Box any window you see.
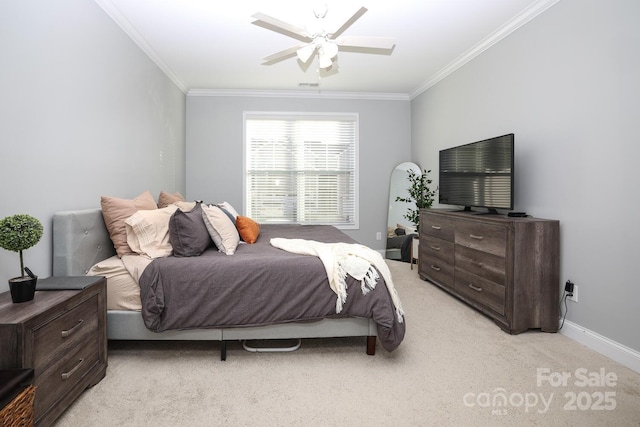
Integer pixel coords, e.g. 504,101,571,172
244,112,358,228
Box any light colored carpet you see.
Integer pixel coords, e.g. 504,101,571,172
55,260,640,427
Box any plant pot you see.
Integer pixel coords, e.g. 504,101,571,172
9,276,37,303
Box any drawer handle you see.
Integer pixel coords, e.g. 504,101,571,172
470,259,484,267
470,234,484,240
431,225,442,230
430,265,441,272
61,319,84,338
468,283,483,292
61,358,84,380
430,245,440,251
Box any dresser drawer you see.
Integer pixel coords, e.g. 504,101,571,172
454,268,505,315
34,335,100,417
422,236,454,265
455,245,506,286
422,256,454,288
455,221,507,257
33,294,99,374
421,213,455,242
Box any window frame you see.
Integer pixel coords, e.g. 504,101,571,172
243,111,359,229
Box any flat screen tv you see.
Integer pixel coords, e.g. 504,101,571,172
439,133,514,214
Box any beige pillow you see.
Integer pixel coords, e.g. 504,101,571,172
101,191,157,257
158,191,185,208
87,255,142,311
201,204,240,255
125,205,178,259
173,201,196,212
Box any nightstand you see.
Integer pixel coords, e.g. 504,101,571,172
0,369,35,426
0,276,107,426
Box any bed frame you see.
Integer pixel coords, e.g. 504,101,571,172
52,209,377,360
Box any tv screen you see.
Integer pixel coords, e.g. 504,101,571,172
439,133,514,213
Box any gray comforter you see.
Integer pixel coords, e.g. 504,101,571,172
139,224,405,351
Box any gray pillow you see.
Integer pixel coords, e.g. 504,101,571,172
168,203,212,257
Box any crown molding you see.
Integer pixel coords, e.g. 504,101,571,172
409,0,561,99
187,89,410,101
96,0,559,101
95,0,188,94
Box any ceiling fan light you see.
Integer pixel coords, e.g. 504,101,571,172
318,52,333,69
319,40,338,59
296,44,316,63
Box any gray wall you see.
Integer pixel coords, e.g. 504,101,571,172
186,94,411,249
0,0,186,290
411,0,640,352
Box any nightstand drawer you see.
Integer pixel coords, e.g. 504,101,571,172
33,294,99,374
34,336,100,417
455,221,506,257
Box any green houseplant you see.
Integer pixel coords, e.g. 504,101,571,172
395,169,436,231
0,214,43,303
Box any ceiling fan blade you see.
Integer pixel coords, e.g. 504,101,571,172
296,43,318,63
261,44,307,64
329,7,368,40
336,36,396,50
251,12,311,43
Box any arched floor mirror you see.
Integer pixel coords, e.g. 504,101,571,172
386,162,421,261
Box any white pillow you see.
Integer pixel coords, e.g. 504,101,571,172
217,201,240,218
201,204,240,255
125,205,178,259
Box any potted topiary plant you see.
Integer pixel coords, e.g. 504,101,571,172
395,168,436,232
0,214,43,303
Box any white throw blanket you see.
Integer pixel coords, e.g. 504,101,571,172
270,238,404,323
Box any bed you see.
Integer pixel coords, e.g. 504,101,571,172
52,205,405,360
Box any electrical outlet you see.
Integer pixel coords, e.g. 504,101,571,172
567,285,578,303
376,232,382,241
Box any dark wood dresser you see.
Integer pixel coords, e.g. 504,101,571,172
0,277,107,426
419,209,559,334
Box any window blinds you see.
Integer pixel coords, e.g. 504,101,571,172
245,114,358,227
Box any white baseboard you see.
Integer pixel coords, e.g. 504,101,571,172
560,319,640,374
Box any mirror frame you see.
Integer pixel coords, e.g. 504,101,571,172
386,162,421,260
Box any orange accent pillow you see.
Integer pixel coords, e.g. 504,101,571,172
236,216,260,244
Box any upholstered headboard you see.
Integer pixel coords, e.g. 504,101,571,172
53,209,115,276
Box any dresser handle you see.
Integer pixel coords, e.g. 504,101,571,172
61,358,84,380
430,245,440,251
470,259,483,267
431,225,442,230
61,319,84,338
470,234,484,240
468,283,483,292
430,265,441,272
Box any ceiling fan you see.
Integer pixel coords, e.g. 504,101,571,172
251,5,395,70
